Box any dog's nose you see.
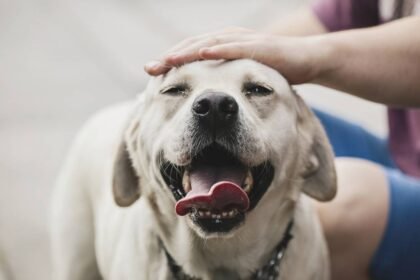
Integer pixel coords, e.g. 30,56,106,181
192,92,238,130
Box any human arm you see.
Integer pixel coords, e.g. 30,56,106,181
313,16,420,107
145,14,420,107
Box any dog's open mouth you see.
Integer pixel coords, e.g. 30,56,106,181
160,144,274,233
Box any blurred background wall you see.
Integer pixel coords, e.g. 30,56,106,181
0,0,386,279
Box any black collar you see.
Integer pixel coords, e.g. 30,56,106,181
161,219,294,280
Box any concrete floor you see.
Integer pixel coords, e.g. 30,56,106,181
0,0,386,279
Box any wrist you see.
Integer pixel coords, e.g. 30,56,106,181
305,34,340,85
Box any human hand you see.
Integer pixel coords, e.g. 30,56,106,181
144,27,325,84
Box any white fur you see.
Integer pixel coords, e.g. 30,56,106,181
51,59,336,280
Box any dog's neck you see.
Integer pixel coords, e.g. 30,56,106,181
151,196,297,279
161,219,294,280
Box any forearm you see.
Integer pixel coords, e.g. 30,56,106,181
311,16,420,107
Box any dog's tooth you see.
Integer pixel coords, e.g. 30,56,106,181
205,211,211,217
211,214,217,219
216,214,221,219
243,183,252,194
182,169,191,193
198,211,204,217
228,210,235,217
243,169,254,193
222,212,228,218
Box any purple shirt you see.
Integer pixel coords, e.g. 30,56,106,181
313,0,420,178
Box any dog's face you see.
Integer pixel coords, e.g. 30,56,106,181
112,59,336,238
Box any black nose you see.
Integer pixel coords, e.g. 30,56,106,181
192,92,238,131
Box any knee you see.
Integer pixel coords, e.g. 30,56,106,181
317,157,388,242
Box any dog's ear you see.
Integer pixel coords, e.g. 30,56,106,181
112,130,141,207
295,94,337,202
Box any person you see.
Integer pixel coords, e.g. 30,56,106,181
144,1,420,279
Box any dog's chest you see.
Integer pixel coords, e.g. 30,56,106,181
94,200,160,278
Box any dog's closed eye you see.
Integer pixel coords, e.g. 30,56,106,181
160,83,191,96
242,82,273,96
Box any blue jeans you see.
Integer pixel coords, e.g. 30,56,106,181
314,109,420,280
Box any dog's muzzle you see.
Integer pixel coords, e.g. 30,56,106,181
160,92,275,234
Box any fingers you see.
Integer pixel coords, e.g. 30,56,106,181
146,42,260,75
166,27,251,55
144,60,173,76
200,42,258,60
144,27,254,76
144,40,255,75
165,35,254,66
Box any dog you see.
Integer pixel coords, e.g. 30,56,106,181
51,59,336,280
0,249,12,280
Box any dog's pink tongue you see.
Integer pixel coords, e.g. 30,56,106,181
175,164,249,216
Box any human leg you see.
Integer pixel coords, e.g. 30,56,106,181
313,108,395,168
317,158,389,280
317,157,420,280
312,109,420,279
369,168,420,280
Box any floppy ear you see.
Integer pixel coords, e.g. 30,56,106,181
295,94,337,201
112,134,141,207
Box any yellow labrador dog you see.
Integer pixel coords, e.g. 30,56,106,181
51,59,336,280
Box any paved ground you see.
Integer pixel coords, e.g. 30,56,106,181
0,1,386,279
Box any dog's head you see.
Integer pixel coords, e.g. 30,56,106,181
112,59,336,238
